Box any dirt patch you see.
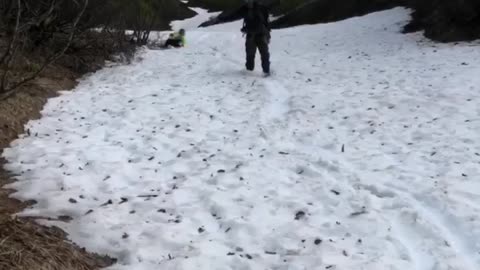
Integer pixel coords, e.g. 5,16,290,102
0,74,72,150
0,158,28,217
0,60,117,270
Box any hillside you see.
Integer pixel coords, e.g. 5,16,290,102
403,0,480,42
270,0,400,28
187,0,480,42
186,0,304,15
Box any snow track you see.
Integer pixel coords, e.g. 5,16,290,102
261,80,290,123
3,8,480,270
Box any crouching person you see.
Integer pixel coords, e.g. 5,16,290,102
164,29,186,48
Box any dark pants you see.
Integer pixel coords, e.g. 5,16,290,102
164,39,182,48
245,33,270,73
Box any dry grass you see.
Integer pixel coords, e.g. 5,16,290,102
0,217,115,270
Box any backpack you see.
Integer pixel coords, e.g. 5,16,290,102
242,4,269,34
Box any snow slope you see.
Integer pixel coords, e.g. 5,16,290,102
170,7,219,30
3,8,480,270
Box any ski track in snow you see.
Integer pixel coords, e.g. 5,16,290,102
261,80,290,123
3,8,480,270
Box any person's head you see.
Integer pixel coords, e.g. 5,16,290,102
179,29,185,36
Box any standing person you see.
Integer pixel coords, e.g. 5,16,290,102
199,0,271,76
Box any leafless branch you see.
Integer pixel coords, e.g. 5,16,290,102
0,0,89,100
0,0,21,91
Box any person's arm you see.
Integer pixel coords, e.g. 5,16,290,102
199,6,247,27
262,6,270,27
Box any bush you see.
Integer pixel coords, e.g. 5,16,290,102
108,0,196,34
0,0,91,96
404,0,480,42
0,0,196,99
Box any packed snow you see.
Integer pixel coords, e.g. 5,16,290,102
3,7,480,270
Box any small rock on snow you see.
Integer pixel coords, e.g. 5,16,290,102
295,211,306,220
